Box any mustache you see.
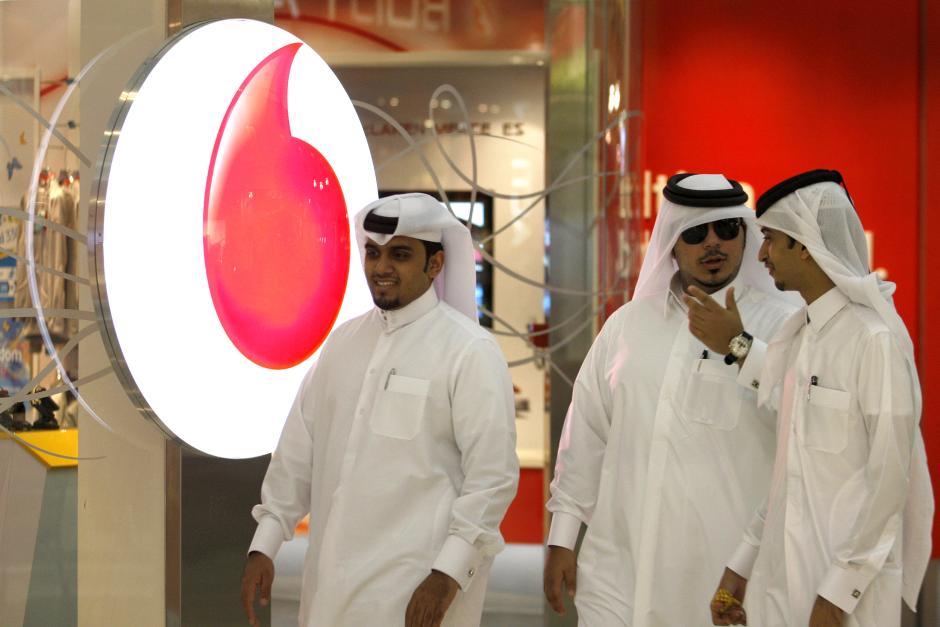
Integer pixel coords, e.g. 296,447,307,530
699,251,728,263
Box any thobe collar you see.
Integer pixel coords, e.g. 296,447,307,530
378,285,439,333
806,287,849,334
666,273,747,317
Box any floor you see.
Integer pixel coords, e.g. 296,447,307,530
271,540,544,626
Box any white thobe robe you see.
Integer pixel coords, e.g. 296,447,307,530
546,277,796,626
250,287,519,627
728,288,924,627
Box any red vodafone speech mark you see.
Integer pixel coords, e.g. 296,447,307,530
204,43,350,369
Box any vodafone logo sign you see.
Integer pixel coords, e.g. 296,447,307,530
204,42,351,369
92,20,376,458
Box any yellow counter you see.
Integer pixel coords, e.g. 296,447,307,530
0,428,78,468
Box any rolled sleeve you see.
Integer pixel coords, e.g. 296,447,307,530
727,540,760,579
445,338,519,563
247,366,317,561
546,512,582,550
820,333,917,614
248,516,285,560
818,563,874,614
432,534,484,590
546,316,615,534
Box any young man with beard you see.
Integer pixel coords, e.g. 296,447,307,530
697,170,932,627
544,173,797,626
240,193,519,627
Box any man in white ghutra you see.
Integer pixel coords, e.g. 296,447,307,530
706,170,933,627
544,173,798,626
241,193,518,627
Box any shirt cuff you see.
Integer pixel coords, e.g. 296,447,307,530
248,516,285,560
736,337,767,393
546,511,582,550
432,535,483,590
726,541,759,579
817,563,874,614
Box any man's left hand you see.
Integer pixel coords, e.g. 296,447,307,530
684,285,744,355
808,595,844,627
406,570,460,627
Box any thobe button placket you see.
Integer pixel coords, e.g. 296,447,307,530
852,589,861,599
468,568,474,577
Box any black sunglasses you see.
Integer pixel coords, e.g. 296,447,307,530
680,218,743,245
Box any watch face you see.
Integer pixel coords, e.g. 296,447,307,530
730,335,750,358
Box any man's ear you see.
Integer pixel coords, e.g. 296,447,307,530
800,245,812,261
427,250,445,280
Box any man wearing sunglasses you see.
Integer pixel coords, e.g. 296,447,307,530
544,173,798,626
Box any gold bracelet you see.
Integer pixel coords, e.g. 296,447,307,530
713,588,741,610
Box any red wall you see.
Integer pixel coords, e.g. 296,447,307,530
922,0,940,555
500,468,544,544
640,1,937,551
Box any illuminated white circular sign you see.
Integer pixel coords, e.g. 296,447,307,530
92,19,376,458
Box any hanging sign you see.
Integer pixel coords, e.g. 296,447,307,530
92,19,376,458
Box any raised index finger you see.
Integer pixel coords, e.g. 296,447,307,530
686,285,720,310
682,293,710,317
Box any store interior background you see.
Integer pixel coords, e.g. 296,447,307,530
0,0,937,626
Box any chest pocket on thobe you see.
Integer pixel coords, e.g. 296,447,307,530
682,358,743,430
371,374,430,440
802,384,851,454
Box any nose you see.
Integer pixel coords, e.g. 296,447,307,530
758,239,769,262
702,223,722,247
373,252,394,275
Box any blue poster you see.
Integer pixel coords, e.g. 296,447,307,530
0,256,14,304
0,318,28,394
0,215,17,304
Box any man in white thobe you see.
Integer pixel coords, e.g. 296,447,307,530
543,174,798,626
240,193,519,627
698,169,933,627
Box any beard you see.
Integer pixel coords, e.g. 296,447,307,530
692,276,732,293
372,294,402,310
697,252,730,285
689,259,740,293
698,277,731,289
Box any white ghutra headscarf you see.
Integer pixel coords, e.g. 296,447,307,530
355,193,478,322
633,173,780,301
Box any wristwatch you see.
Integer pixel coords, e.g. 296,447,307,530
724,331,753,365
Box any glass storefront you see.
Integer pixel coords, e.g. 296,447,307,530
0,1,638,625
1,1,934,626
